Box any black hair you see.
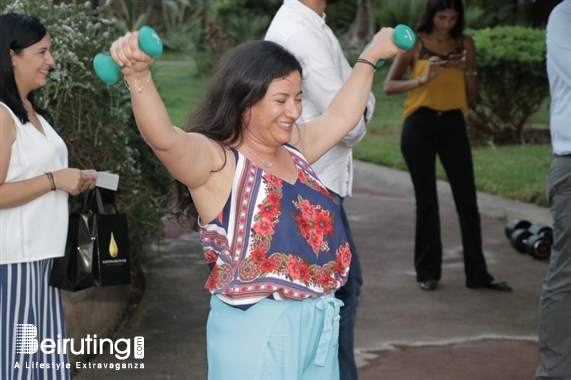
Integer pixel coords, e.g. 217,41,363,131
0,13,49,123
170,40,303,229
416,0,465,39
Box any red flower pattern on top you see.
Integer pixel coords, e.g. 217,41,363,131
239,172,350,292
204,249,218,264
203,153,351,299
291,194,334,257
252,217,275,236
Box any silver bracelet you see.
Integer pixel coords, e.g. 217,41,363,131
124,71,152,93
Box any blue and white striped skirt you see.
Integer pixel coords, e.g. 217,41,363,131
1,259,70,380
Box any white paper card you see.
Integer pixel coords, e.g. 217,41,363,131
96,172,120,191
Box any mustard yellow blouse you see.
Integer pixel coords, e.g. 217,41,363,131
403,60,468,119
403,33,468,119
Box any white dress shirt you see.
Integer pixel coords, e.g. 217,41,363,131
265,0,375,197
547,0,571,156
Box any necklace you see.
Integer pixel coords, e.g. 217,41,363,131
244,143,273,168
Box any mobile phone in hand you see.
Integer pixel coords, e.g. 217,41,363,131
447,53,463,60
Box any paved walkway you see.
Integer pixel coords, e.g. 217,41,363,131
76,161,551,380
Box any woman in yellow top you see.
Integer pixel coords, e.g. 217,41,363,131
384,0,511,292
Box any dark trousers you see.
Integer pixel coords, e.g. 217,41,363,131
330,191,362,380
401,107,493,287
536,156,571,379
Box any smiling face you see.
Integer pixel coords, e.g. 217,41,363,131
11,33,55,97
244,71,303,146
433,8,459,35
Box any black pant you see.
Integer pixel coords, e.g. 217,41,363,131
329,191,361,380
401,107,493,287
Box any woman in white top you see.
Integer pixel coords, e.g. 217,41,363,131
0,13,95,380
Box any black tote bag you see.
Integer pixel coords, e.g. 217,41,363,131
50,188,131,291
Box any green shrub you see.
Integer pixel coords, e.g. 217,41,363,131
2,0,170,260
467,26,549,144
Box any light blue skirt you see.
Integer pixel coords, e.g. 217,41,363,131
207,294,343,380
1,259,70,380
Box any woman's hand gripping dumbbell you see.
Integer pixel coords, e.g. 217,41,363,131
363,24,416,69
93,25,163,84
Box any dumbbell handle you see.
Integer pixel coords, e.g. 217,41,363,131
522,235,549,244
94,26,163,84
363,24,416,69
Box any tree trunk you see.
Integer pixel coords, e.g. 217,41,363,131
343,0,375,60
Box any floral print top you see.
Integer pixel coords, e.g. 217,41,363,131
199,145,351,308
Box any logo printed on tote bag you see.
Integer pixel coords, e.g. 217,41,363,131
109,232,119,258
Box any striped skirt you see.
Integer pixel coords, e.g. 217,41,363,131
1,259,70,380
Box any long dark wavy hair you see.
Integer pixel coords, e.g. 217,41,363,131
169,40,303,230
0,13,49,123
416,0,465,39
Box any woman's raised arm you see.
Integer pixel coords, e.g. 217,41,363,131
294,27,400,164
109,31,220,190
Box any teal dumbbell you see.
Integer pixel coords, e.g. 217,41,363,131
93,25,163,84
363,24,416,69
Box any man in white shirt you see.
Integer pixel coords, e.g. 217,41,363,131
536,1,571,379
265,1,375,378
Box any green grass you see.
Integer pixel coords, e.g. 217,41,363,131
153,60,552,208
153,62,208,127
472,144,551,205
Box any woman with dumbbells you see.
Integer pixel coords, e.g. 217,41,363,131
383,0,511,292
106,25,402,379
